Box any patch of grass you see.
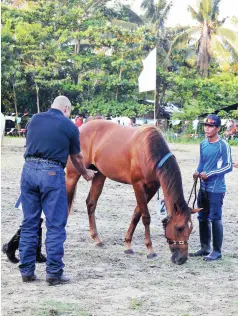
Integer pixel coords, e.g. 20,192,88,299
129,298,143,310
36,300,90,316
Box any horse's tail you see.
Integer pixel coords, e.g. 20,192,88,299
65,159,81,215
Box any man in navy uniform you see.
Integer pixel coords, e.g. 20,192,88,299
190,114,233,261
19,96,95,285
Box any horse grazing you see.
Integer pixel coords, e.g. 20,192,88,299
66,120,199,265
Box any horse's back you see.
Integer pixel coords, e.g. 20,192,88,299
79,120,147,183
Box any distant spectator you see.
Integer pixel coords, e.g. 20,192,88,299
129,117,136,127
75,114,84,128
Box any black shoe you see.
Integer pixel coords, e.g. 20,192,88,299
22,274,37,283
2,227,21,264
46,274,70,286
2,243,20,263
189,248,210,257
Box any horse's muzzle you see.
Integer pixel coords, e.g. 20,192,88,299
171,248,188,265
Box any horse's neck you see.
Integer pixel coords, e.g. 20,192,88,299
158,167,186,210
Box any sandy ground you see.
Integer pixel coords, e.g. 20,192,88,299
1,137,238,316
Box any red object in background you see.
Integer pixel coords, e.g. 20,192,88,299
75,117,83,128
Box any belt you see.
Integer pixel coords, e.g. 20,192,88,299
25,157,64,168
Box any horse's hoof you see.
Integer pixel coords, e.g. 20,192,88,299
95,242,104,247
124,249,135,255
147,253,157,259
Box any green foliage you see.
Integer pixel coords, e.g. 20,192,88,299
1,0,237,122
229,139,238,146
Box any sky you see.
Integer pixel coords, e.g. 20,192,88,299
128,0,238,29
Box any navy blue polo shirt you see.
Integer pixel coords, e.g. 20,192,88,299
24,108,80,167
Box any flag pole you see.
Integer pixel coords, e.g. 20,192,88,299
154,47,157,125
154,90,156,123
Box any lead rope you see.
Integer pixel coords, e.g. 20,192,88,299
187,177,201,208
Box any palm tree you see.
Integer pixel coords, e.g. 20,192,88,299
141,0,172,34
170,0,238,76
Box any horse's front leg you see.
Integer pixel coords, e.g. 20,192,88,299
125,182,158,258
124,205,141,255
86,172,106,246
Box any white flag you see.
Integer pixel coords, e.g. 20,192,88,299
138,48,156,93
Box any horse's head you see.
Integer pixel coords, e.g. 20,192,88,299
162,204,200,265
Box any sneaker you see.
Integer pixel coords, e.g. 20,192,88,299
22,274,37,283
46,274,70,286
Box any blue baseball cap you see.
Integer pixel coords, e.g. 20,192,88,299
203,114,221,127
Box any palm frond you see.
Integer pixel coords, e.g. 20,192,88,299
231,16,238,25
222,38,238,63
211,0,221,21
141,0,155,20
121,5,144,25
217,27,238,52
210,34,237,70
169,26,201,55
187,5,203,23
198,0,210,20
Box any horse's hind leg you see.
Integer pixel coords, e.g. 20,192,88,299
65,158,81,214
86,172,106,246
125,182,159,258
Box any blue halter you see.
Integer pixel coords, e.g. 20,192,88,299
157,152,173,169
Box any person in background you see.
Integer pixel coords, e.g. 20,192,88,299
190,114,233,261
2,195,46,264
18,96,95,285
75,114,84,128
129,117,136,127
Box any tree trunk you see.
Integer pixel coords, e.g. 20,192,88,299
197,20,211,77
74,39,80,54
12,84,18,118
36,83,40,113
154,89,159,119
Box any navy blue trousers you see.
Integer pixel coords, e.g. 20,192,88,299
19,160,68,277
197,190,225,221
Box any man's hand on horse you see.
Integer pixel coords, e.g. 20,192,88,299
82,169,97,181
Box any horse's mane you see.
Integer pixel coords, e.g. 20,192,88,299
139,125,188,214
139,125,170,168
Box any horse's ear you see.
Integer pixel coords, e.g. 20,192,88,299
190,208,202,214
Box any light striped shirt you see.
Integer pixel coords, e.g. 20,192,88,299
197,138,233,192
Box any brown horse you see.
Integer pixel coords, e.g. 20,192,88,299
66,120,199,265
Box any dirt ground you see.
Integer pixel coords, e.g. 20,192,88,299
1,137,238,316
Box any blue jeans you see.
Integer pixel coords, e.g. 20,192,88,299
197,190,225,221
19,160,68,277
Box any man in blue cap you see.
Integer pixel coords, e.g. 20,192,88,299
190,114,233,261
